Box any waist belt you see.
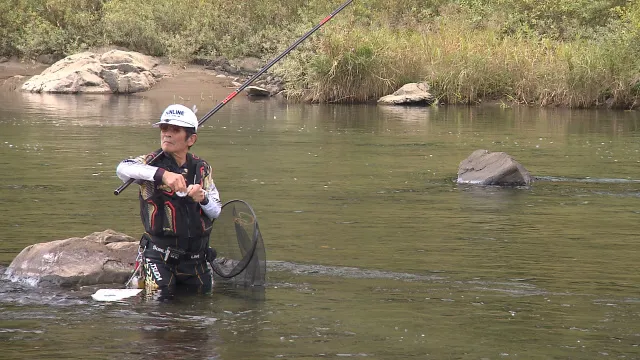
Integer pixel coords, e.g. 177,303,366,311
139,234,208,264
144,234,208,249
150,243,206,262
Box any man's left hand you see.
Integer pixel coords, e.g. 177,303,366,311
186,184,206,203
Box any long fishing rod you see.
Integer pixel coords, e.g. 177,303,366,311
114,0,354,195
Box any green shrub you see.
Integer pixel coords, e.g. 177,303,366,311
1,0,637,107
17,0,104,56
0,0,25,56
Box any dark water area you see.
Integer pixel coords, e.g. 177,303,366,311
1,91,639,359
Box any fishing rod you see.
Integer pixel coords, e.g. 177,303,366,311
114,0,355,195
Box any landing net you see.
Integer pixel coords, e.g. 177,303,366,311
209,200,266,287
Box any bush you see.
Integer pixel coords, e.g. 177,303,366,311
0,0,25,56
12,0,104,57
279,2,640,108
1,0,637,107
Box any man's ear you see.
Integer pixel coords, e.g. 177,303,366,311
188,133,197,147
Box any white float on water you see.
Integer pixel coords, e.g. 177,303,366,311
91,288,142,302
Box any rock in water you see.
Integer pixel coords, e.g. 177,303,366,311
246,86,271,97
4,229,138,287
377,82,435,105
457,149,533,186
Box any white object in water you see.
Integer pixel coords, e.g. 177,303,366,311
91,288,142,302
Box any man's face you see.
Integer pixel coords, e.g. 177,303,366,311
159,124,194,153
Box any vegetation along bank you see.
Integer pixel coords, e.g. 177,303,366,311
1,0,639,108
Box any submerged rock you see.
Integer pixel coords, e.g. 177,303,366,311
4,229,138,287
457,149,533,186
21,50,161,94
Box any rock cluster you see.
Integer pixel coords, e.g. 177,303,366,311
21,50,162,94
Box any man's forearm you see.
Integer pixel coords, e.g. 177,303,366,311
200,184,221,219
116,157,164,183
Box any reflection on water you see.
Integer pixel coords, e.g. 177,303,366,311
4,90,639,136
1,91,639,359
3,92,157,126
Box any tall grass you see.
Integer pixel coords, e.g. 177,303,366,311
1,0,638,108
278,3,640,108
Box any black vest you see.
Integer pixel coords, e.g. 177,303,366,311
139,150,213,252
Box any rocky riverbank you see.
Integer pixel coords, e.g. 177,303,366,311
0,51,285,106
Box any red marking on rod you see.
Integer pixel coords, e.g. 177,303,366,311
320,15,332,25
223,91,238,104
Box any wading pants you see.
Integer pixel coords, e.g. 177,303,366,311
142,251,213,300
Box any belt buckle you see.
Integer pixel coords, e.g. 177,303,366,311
164,246,185,264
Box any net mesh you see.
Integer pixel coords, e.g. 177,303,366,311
209,200,266,287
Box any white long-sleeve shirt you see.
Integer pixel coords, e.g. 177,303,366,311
116,154,222,219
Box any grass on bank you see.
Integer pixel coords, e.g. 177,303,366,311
1,0,638,108
280,4,639,108
279,2,640,108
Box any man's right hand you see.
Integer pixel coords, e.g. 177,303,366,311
162,171,187,193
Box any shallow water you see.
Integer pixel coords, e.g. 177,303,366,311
1,91,639,359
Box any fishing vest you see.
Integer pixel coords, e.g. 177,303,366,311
139,150,213,252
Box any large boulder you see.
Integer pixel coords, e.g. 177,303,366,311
457,149,533,186
377,82,435,106
4,229,138,287
21,50,160,94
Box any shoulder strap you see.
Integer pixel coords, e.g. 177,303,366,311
187,153,208,185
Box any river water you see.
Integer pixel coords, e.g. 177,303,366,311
0,90,639,359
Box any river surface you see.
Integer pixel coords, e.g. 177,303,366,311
0,91,639,359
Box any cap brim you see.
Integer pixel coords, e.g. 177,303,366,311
152,118,197,130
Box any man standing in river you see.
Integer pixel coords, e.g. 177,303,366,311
116,104,221,300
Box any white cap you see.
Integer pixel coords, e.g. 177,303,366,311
153,104,198,132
